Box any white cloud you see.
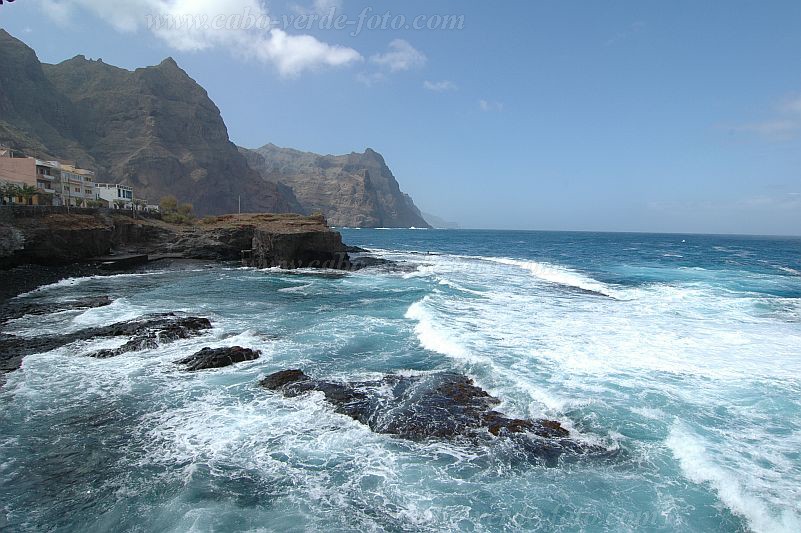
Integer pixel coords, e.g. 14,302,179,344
479,99,503,112
370,39,426,72
733,94,801,140
37,0,362,77
733,119,799,139
292,0,342,16
423,80,457,92
781,95,801,115
356,71,386,87
256,29,361,77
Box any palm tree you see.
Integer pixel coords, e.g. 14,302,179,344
1,184,22,204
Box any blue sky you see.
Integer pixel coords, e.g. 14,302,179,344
2,1,800,235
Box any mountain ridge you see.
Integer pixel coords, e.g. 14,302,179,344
0,30,428,226
240,143,430,228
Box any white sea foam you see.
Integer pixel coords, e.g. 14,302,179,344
13,270,178,298
482,257,619,298
437,278,485,296
667,422,801,533
278,282,314,293
778,266,801,276
404,298,475,362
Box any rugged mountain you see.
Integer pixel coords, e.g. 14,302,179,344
0,30,301,215
0,29,92,165
0,30,429,224
241,144,430,228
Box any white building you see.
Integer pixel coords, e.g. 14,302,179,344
94,183,133,208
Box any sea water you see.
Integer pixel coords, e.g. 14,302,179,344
1,230,800,532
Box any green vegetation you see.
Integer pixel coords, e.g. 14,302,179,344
0,183,21,204
160,195,195,224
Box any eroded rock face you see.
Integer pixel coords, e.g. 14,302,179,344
241,144,431,228
250,229,351,269
261,370,570,440
174,346,260,371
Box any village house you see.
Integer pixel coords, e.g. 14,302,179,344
93,182,133,209
2,146,158,211
0,146,97,207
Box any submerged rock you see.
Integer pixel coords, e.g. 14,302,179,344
348,256,418,273
87,316,212,359
261,370,573,441
175,346,261,371
0,313,212,383
0,296,112,324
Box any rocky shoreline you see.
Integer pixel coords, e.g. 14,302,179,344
0,298,609,462
0,209,354,270
0,210,611,463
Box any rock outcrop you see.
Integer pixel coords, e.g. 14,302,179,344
241,144,430,228
262,370,578,442
0,211,169,268
261,370,614,464
0,296,111,324
88,316,212,359
154,213,352,269
0,313,212,384
175,346,261,371
0,210,351,270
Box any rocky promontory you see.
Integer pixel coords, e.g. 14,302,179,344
0,209,351,271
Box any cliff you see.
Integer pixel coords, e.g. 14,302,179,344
240,144,430,228
0,209,349,270
0,30,91,165
0,30,301,216
0,30,430,226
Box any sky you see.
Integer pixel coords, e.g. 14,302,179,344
1,0,800,235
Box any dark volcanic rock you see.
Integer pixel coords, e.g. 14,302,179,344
349,255,417,273
0,296,112,323
175,346,261,371
343,245,369,253
251,228,351,269
88,316,212,358
261,370,572,442
0,313,211,383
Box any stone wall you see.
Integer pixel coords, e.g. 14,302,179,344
0,205,161,222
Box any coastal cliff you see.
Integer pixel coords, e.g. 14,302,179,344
240,144,431,228
0,209,349,271
1,30,429,226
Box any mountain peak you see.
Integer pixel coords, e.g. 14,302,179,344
158,56,180,68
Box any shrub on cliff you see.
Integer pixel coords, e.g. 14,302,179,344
160,195,195,224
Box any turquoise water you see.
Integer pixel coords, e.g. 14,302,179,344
1,230,800,532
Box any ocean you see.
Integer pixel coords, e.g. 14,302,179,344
1,229,800,532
